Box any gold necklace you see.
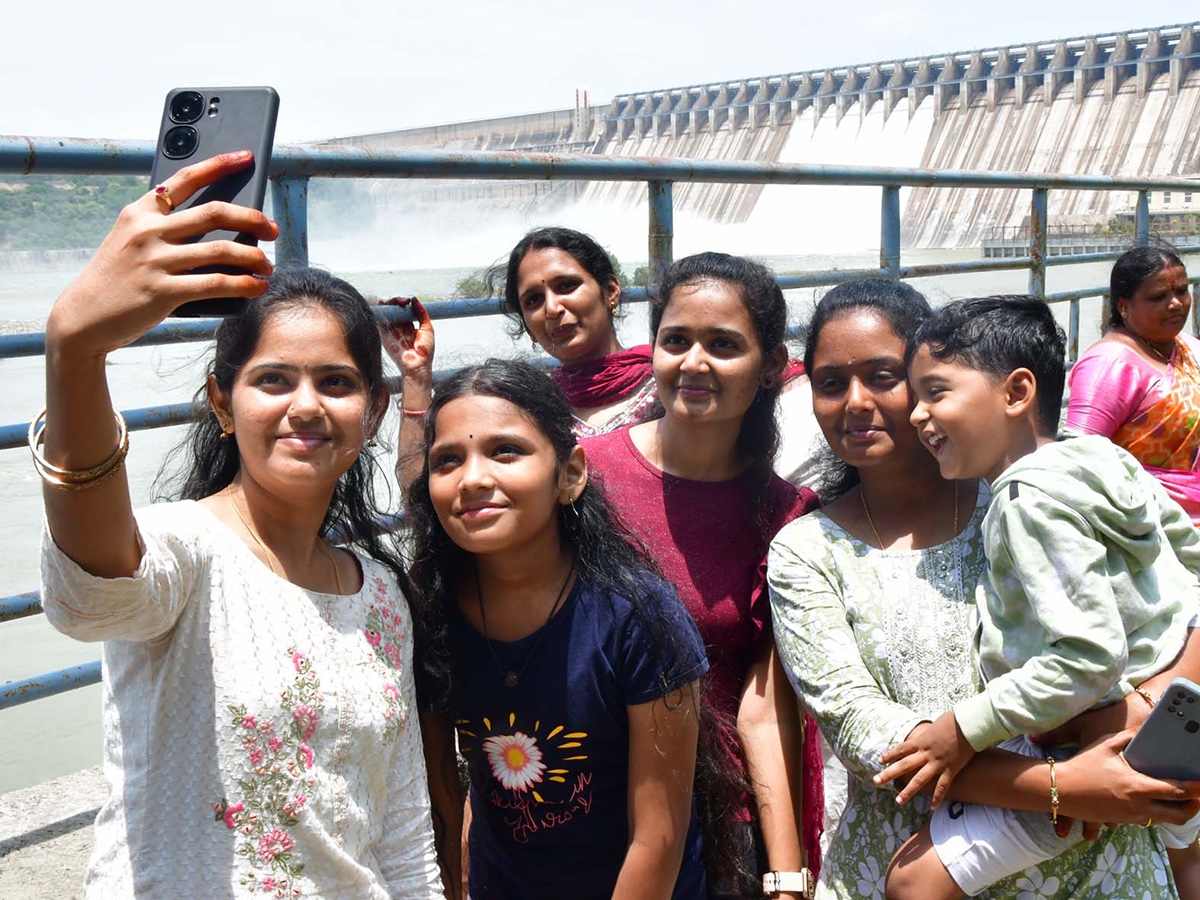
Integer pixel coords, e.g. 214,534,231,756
860,480,959,549
1128,329,1174,364
227,486,343,593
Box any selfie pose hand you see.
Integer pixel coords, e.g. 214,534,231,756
49,151,276,356
43,151,276,578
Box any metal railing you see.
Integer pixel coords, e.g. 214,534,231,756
2,134,1200,711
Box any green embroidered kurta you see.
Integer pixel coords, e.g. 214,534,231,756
767,486,1177,900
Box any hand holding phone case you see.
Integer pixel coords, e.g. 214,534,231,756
1124,677,1200,780
149,87,279,317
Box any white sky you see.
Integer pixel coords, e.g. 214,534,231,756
5,1,1198,143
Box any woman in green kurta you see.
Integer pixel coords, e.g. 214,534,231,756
767,281,1200,900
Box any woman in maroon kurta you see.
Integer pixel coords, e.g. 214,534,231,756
583,252,823,900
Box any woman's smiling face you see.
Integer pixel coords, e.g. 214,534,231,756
653,279,768,427
426,393,581,558
212,306,377,492
809,310,924,469
516,247,620,364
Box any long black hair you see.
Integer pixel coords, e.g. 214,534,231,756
802,279,933,501
1109,246,1186,328
155,266,406,581
651,252,786,536
404,358,751,890
487,226,622,340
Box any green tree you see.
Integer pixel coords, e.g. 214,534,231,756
454,273,490,299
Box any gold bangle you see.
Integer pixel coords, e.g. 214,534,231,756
1047,756,1060,826
1134,687,1157,708
29,407,130,490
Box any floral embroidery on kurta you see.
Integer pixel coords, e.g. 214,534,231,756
365,574,407,740
215,646,324,897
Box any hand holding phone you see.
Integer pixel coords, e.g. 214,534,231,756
1124,677,1200,780
149,86,279,317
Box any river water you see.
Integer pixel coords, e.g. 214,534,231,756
0,248,1113,794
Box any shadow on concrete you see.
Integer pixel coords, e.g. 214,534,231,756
0,807,97,858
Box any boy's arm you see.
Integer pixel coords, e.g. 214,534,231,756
955,487,1129,751
874,710,976,807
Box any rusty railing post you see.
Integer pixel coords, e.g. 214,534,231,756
880,186,901,278
271,176,310,267
1029,188,1048,301
648,181,674,294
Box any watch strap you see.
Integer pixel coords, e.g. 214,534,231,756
763,869,814,897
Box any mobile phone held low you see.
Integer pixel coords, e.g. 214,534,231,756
149,86,279,318
1124,677,1200,780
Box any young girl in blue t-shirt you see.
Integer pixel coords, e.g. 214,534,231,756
405,358,715,900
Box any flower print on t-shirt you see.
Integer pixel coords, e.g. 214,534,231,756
459,712,593,842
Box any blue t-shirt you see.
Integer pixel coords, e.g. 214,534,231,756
451,574,710,900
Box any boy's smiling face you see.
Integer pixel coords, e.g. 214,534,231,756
908,344,1013,482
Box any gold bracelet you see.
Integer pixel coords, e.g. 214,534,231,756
1047,756,1060,826
1134,687,1157,708
29,407,130,490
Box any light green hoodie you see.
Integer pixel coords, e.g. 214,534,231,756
954,434,1200,752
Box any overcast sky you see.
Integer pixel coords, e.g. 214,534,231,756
5,1,1198,143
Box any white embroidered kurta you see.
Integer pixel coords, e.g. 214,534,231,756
40,500,443,900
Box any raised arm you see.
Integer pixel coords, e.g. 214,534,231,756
611,682,701,900
42,152,275,578
379,296,435,489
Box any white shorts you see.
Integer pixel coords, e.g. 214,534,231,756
931,737,1200,894
930,737,1080,895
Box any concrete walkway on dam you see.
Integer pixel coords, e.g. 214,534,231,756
0,766,103,900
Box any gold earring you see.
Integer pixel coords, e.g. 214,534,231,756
609,301,618,315
531,336,538,349
219,430,232,441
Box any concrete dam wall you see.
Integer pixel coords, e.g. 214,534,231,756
318,23,1200,253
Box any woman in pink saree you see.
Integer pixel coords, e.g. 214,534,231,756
1067,247,1200,522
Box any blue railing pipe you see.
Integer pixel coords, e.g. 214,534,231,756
2,662,102,710
1135,191,1152,247
1029,188,1048,300
5,137,1200,192
270,176,310,266
880,186,901,277
647,181,674,291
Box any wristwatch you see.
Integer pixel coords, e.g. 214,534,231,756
763,869,815,899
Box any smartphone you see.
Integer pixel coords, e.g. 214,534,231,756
1124,677,1200,780
149,86,280,317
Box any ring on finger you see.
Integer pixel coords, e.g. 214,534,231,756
153,184,175,213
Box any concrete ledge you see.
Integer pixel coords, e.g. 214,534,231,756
0,766,104,900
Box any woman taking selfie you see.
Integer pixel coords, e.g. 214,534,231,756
1066,248,1200,522
582,252,823,898
406,358,709,900
37,153,445,899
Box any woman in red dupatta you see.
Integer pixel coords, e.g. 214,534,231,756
385,227,662,452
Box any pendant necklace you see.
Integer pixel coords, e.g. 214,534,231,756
475,561,576,689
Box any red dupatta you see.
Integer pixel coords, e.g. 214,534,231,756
551,345,654,408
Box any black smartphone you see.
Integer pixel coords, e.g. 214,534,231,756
149,86,280,317
1124,677,1200,780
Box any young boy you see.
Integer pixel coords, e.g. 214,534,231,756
880,295,1200,900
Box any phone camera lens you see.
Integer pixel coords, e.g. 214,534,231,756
163,125,198,160
1187,721,1199,733
169,91,205,124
